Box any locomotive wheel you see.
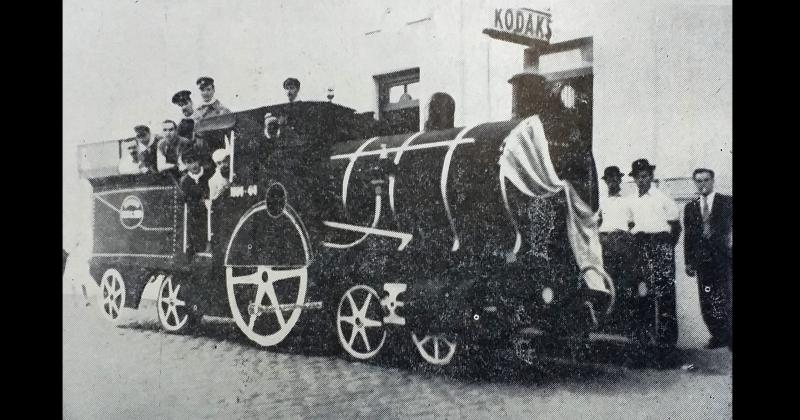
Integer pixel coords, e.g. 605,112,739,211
411,333,457,366
336,285,387,360
157,275,199,333
226,266,308,347
225,202,311,348
97,268,126,323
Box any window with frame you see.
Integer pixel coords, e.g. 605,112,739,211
374,68,420,135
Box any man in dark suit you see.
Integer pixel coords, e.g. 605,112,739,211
683,168,732,350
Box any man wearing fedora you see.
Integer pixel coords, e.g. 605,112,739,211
627,158,681,351
683,168,732,350
598,166,635,329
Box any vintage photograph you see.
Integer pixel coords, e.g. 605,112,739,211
63,0,732,418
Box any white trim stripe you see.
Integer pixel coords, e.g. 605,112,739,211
92,253,173,259
440,125,479,252
95,186,173,195
330,138,474,161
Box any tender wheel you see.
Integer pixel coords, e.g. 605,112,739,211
97,268,126,323
224,201,311,347
337,285,387,360
157,275,199,333
411,333,457,366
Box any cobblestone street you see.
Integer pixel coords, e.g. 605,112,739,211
63,294,731,419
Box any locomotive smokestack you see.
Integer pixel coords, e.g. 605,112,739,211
508,72,548,118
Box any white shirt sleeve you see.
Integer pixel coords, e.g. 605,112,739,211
663,193,680,221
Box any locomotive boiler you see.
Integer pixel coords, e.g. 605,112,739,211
86,81,613,366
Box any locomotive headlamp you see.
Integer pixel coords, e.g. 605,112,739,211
560,84,576,109
265,182,287,218
541,287,554,304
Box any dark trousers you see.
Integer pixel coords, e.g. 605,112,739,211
599,232,636,333
633,232,677,347
698,258,732,345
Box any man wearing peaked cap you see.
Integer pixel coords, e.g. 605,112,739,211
195,76,231,120
171,89,198,139
626,158,681,353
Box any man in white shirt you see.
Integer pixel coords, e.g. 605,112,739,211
118,141,141,175
598,166,635,316
208,148,231,201
627,158,681,352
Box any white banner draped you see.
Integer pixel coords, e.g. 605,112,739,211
498,115,614,310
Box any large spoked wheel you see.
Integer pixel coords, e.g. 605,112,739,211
411,332,458,366
225,200,311,348
157,275,199,333
97,268,126,323
337,285,387,360
226,266,308,346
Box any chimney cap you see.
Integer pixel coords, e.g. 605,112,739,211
508,72,546,85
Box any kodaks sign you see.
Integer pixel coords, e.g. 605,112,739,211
484,8,552,46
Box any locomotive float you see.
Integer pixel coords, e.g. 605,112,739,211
83,73,639,366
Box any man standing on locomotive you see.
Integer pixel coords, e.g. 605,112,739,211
195,77,231,120
684,168,732,350
156,120,192,173
283,77,301,103
133,125,158,173
179,149,211,258
171,90,199,139
208,148,231,201
194,77,231,153
627,158,682,351
118,141,141,175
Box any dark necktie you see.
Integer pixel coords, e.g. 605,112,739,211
701,196,711,239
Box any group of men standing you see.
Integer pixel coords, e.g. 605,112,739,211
598,159,732,351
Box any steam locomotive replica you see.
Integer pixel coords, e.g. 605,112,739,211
84,74,655,367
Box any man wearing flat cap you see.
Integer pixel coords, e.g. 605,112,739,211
598,165,635,328
171,90,199,139
283,77,301,103
627,158,681,352
195,77,231,121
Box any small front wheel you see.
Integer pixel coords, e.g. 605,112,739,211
157,275,200,333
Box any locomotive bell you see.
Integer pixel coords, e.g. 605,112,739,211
508,72,549,118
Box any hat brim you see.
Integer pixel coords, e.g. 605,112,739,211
629,166,655,176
